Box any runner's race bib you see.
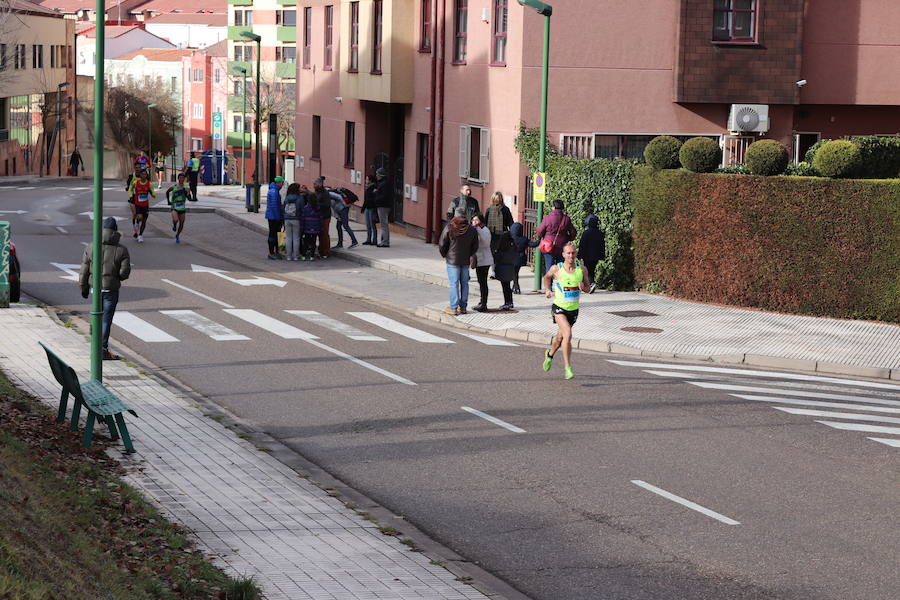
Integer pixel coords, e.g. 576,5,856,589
173,199,185,210
137,193,149,206
561,285,580,302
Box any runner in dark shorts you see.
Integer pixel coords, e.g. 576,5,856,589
541,242,590,380
551,304,579,326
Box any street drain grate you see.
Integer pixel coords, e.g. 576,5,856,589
621,327,663,333
104,375,142,381
608,310,658,318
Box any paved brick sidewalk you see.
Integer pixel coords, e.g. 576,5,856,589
0,305,494,600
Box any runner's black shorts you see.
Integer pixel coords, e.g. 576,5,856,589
135,205,149,216
155,167,165,173
551,304,579,326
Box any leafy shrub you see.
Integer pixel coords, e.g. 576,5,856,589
744,139,790,176
813,140,862,178
850,136,900,179
804,138,831,164
679,137,722,173
784,161,820,177
716,164,748,175
643,136,682,170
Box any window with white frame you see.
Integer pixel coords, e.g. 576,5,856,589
232,115,249,132
458,125,489,183
191,138,203,151
214,68,220,83
559,133,720,161
234,9,253,26
192,103,204,119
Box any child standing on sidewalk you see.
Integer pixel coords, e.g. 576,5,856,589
300,192,322,261
509,222,539,294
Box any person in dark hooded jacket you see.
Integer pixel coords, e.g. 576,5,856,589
509,222,539,294
438,207,479,315
577,214,605,294
79,217,131,360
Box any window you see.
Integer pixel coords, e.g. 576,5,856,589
324,5,333,70
191,138,203,152
50,45,56,68
416,133,429,184
192,68,204,82
311,115,321,159
453,0,468,63
233,115,249,132
276,9,296,26
32,44,43,69
0,44,6,71
492,0,507,65
344,121,355,167
372,0,383,74
349,2,359,72
303,7,312,68
233,44,253,62
588,134,719,160
234,9,253,26
233,80,243,95
214,68,220,83
458,125,489,183
713,0,757,42
15,45,26,70
420,0,432,52
192,103,204,119
276,46,296,63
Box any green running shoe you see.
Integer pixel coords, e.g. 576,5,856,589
564,366,574,380
543,350,553,372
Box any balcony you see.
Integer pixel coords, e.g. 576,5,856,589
227,96,248,111
276,0,296,4
276,62,296,79
228,60,251,73
227,132,251,147
276,26,296,43
339,0,414,104
228,0,253,5
228,26,256,40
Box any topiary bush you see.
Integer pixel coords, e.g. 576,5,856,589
813,140,862,178
643,136,682,170
679,137,722,173
744,139,790,176
804,138,831,165
850,136,900,179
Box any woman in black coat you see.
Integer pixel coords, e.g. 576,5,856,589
492,231,518,310
362,174,377,245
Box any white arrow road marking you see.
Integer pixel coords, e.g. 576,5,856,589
285,310,385,341
161,279,234,308
456,332,518,346
50,262,82,281
0,210,28,214
462,406,526,433
815,421,900,436
732,394,900,414
223,309,317,339
79,211,126,222
868,437,900,448
191,264,286,287
55,226,68,234
347,312,453,344
115,311,179,342
774,406,900,425
160,310,249,341
631,480,740,525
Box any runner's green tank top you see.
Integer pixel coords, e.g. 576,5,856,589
553,262,583,311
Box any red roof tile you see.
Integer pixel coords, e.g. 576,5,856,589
115,47,192,61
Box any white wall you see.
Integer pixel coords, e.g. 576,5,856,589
145,24,226,50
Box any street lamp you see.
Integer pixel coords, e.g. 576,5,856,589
240,30,262,212
90,1,107,380
56,81,69,177
233,66,247,187
517,0,553,290
147,103,157,169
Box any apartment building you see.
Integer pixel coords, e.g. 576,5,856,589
181,40,229,165
294,0,900,243
0,0,76,176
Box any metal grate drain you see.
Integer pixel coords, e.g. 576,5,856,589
621,326,663,333
608,310,659,318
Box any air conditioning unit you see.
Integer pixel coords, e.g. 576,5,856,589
728,104,769,133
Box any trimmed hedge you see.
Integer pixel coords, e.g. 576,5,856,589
644,136,682,170
744,139,789,176
850,136,900,179
679,137,722,173
633,167,900,322
514,126,635,290
814,140,861,178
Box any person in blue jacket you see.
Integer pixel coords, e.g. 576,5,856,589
577,214,606,294
509,222,539,294
265,176,285,259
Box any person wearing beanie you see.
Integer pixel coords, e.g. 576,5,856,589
79,217,131,360
577,214,606,294
374,167,391,247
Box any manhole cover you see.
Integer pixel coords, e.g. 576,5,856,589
621,326,663,333
608,310,658,318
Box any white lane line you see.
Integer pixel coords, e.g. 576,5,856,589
643,370,900,399
55,226,68,234
18,186,35,190
66,186,89,190
732,394,900,414
688,382,900,407
285,310,386,341
223,309,318,339
774,406,900,425
456,332,519,346
305,339,415,386
631,480,740,525
115,311,179,342
161,279,234,308
160,310,249,341
347,311,454,344
461,406,526,433
868,437,900,448
610,360,900,392
815,421,900,436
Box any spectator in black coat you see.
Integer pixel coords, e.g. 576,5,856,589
374,168,392,247
313,177,332,258
509,222,539,295
577,214,606,294
362,174,378,245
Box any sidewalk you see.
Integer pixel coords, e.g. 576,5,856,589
0,305,506,600
200,184,900,381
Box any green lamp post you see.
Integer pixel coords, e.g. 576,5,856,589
517,0,552,291
240,30,262,212
56,81,69,177
233,66,248,187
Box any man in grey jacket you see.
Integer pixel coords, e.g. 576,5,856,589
438,207,479,315
446,184,480,222
79,217,131,360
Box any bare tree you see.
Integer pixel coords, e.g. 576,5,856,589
0,0,24,89
104,78,180,173
232,73,295,156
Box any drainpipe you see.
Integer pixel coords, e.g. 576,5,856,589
430,0,447,243
424,0,438,242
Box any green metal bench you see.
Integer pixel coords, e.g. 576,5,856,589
39,342,138,453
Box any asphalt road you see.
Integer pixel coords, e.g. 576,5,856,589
3,181,899,600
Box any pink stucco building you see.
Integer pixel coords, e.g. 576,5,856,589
295,0,900,243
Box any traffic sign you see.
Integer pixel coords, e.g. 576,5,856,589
532,172,546,203
212,111,223,124
213,132,222,140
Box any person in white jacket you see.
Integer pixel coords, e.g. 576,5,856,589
471,213,494,312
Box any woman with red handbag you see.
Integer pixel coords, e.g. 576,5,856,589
535,199,577,275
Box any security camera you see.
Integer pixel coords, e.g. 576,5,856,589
796,80,807,87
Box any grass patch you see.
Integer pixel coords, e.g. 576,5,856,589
0,368,265,599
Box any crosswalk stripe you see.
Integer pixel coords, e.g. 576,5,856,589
346,312,453,344
223,309,318,339
115,311,179,342
815,421,900,436
774,407,900,425
732,394,900,414
868,437,900,448
610,360,900,391
688,382,900,407
285,310,385,341
456,332,518,346
160,310,249,341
